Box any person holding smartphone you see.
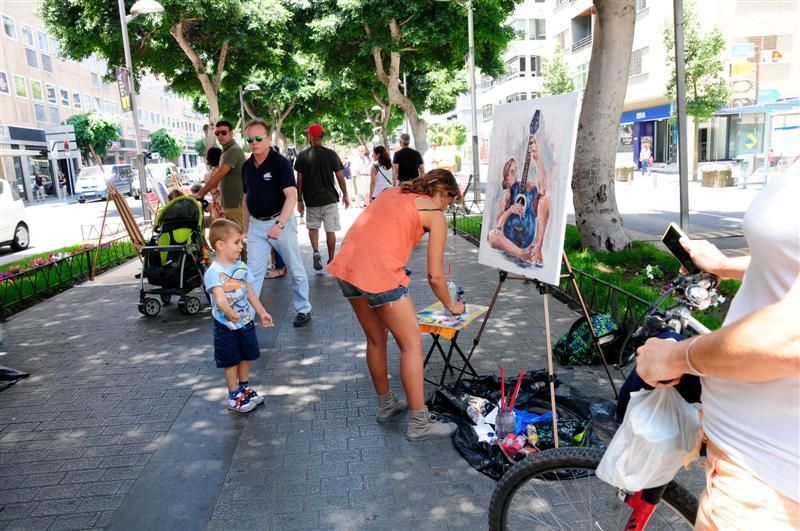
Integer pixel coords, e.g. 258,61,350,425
635,161,800,529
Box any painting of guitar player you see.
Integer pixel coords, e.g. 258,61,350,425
478,93,581,285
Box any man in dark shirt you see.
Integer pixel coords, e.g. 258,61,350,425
241,119,312,327
194,120,247,257
392,133,425,184
294,123,350,271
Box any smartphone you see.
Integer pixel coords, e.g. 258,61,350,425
661,223,700,274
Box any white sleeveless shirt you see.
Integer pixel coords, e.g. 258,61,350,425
372,164,394,198
701,166,800,501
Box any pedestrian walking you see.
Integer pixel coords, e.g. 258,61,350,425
639,140,652,176
204,218,273,413
294,123,350,272
194,120,248,257
241,119,313,327
370,146,394,200
353,145,372,208
392,133,424,184
33,171,45,201
328,169,464,441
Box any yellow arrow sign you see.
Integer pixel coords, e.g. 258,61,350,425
745,133,758,148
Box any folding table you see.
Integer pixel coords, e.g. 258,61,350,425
417,302,489,388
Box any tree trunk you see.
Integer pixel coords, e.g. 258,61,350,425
369,19,429,154
572,0,635,252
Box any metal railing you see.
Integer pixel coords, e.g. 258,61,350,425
0,235,138,319
571,34,592,52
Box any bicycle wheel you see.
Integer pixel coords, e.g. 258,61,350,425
488,447,698,530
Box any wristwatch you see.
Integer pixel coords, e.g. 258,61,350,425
276,220,285,229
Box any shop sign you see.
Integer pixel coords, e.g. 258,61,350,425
731,62,754,76
730,43,755,58
760,50,784,63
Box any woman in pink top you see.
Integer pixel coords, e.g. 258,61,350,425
328,170,465,441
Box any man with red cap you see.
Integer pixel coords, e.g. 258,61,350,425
294,123,350,272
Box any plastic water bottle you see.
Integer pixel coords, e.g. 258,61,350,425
446,277,457,315
457,287,465,305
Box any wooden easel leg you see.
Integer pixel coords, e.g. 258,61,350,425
562,254,619,399
542,292,560,449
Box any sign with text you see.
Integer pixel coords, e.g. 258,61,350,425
116,67,132,113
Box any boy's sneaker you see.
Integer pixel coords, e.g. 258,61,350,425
241,385,264,406
227,391,256,413
312,251,323,271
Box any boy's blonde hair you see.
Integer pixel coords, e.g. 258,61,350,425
208,218,242,251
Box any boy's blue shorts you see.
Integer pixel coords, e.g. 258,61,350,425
213,320,261,368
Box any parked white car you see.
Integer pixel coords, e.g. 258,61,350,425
0,178,30,251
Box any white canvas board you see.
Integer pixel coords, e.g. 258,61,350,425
478,93,581,285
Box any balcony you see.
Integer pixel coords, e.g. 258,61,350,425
571,34,592,52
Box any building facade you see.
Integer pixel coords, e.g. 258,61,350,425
0,1,206,202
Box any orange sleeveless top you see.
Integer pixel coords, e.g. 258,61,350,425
327,187,425,293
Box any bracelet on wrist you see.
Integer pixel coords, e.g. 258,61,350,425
684,336,707,377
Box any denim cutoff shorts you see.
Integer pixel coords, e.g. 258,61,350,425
337,279,408,308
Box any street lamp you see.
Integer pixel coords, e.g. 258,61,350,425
117,0,163,222
436,0,480,202
239,84,260,139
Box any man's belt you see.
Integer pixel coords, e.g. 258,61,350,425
252,211,282,222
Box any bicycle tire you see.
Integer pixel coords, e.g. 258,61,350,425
488,447,698,530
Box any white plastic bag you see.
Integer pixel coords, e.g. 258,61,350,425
596,387,700,492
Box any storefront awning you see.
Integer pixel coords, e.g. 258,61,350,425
620,104,673,125
716,99,800,116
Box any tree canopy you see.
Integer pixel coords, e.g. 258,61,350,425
149,128,184,161
65,112,122,161
542,46,575,96
664,1,730,120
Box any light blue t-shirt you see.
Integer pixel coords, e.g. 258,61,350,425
204,260,256,329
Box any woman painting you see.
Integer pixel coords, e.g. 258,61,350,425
369,146,394,200
328,169,463,441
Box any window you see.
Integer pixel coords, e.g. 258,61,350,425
112,102,120,115
95,97,102,111
555,30,568,51
72,91,81,109
506,93,528,103
512,19,526,39
0,71,9,95
21,23,34,46
530,56,541,76
34,103,47,123
2,14,16,40
91,72,99,88
635,0,647,10
49,36,60,57
41,54,53,73
482,104,493,121
574,62,589,90
49,106,60,124
506,56,524,78
30,79,43,101
59,87,69,106
629,47,648,76
37,30,48,51
529,19,546,40
13,75,27,98
25,48,38,68
104,99,112,113
83,93,92,111
45,83,56,104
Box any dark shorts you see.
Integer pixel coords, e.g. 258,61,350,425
213,320,261,368
337,279,408,308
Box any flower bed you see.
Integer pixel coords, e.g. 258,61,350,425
0,237,138,318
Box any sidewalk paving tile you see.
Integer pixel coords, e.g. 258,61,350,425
0,208,627,530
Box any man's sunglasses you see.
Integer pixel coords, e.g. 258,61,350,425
214,130,229,136
246,136,265,143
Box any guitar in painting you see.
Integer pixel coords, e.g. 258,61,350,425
502,110,540,249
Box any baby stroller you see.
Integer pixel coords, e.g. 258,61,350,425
138,195,209,317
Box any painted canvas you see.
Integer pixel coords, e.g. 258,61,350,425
478,93,581,285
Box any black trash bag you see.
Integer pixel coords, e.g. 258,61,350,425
428,370,619,481
0,365,30,392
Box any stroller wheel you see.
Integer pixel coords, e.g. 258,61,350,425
179,296,202,316
160,294,172,305
142,298,161,317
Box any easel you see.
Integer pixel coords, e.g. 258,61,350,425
461,173,483,215
87,145,149,280
451,253,619,448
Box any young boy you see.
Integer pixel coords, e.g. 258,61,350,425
204,219,273,412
